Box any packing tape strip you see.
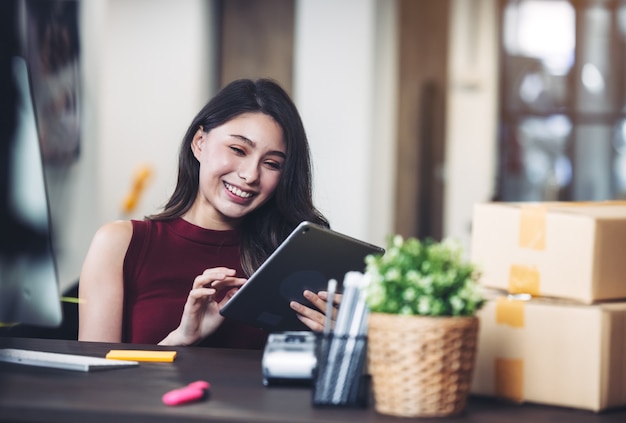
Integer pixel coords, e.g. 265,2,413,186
518,205,547,250
517,200,626,251
508,264,541,296
495,297,526,328
495,358,524,402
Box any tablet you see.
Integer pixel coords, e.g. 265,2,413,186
220,221,384,332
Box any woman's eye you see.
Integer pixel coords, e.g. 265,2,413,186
230,146,245,155
265,161,282,170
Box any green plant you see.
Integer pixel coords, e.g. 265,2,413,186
363,235,485,317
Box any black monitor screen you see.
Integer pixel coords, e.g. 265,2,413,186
0,55,62,328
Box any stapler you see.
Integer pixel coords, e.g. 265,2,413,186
262,331,317,386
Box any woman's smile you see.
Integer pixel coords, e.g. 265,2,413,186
223,181,255,200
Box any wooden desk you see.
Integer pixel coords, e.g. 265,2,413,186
1,337,625,423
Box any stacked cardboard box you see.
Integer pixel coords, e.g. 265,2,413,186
469,202,626,411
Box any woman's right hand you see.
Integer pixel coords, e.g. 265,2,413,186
158,267,245,346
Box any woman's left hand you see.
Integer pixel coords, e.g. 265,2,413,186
289,290,342,332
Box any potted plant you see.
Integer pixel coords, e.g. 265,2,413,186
363,235,485,418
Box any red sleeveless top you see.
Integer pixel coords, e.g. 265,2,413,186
122,218,268,349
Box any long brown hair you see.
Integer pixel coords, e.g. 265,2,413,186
149,79,329,275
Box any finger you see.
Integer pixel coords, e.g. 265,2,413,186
217,287,239,307
187,287,216,302
317,291,343,305
193,273,224,289
210,276,246,289
203,267,237,276
304,290,340,320
290,300,326,331
193,268,237,289
296,306,324,332
302,290,330,313
181,288,216,320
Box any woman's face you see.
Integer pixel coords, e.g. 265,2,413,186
191,112,286,228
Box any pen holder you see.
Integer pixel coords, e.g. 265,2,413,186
312,333,369,408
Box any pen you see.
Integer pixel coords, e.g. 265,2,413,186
332,285,367,403
333,272,361,335
324,279,337,334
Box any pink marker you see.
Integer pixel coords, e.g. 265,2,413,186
162,380,211,406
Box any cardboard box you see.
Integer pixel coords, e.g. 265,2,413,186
471,201,626,304
470,294,626,411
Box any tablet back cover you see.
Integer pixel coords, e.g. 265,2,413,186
220,222,384,332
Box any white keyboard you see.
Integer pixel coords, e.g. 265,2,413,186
0,348,139,372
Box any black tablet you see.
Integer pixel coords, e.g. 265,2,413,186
220,221,385,332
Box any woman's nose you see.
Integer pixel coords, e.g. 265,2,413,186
237,161,259,184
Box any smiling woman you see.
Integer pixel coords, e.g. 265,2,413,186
190,112,285,224
77,79,330,349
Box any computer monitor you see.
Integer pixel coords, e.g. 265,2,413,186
0,55,63,328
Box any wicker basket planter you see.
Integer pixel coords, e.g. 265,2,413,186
367,312,479,418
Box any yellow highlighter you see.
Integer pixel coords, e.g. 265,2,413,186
106,350,177,363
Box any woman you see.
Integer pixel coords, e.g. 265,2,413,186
78,79,333,348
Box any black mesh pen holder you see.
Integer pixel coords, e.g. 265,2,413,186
312,333,369,408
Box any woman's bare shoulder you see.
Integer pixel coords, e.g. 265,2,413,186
90,220,134,252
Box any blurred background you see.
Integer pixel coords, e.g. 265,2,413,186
3,0,626,295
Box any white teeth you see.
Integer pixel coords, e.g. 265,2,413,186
225,182,252,198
